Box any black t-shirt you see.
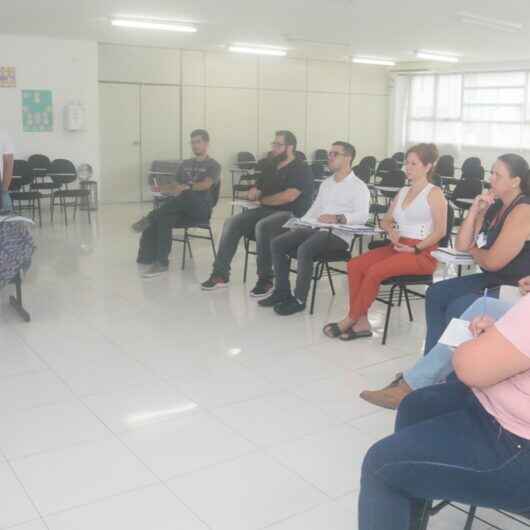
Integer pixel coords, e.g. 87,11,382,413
256,158,313,217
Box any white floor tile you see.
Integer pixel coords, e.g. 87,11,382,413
269,425,374,498
45,484,208,530
118,411,256,480
212,392,336,448
291,371,386,423
167,453,327,530
0,461,39,528
11,438,157,515
5,520,49,530
0,401,110,460
0,371,75,414
267,493,357,530
350,410,397,441
82,384,198,433
0,330,46,379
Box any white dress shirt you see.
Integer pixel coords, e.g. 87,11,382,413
302,170,370,244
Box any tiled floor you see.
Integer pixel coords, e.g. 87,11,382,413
0,200,503,529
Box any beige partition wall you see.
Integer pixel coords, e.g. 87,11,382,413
99,44,390,201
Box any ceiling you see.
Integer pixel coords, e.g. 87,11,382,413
3,0,530,64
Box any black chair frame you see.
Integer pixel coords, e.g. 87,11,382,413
172,223,217,270
418,500,530,530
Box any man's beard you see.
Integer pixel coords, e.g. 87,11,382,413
272,152,288,165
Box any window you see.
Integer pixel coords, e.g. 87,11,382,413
403,70,530,149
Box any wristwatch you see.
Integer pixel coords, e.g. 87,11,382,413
414,245,421,255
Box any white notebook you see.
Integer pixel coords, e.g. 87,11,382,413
439,318,473,348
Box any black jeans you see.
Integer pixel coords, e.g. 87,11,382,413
359,381,530,530
137,191,211,266
271,228,348,303
212,206,292,280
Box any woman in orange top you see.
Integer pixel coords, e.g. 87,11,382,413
323,143,447,340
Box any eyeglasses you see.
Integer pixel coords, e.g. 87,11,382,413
328,151,345,159
271,142,286,148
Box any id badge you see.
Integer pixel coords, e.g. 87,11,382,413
476,232,487,249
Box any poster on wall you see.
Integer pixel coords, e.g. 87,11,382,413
0,67,16,88
22,90,53,132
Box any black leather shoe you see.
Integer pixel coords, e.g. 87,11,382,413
258,290,291,307
274,298,306,316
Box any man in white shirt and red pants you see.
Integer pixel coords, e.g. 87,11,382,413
0,130,14,211
260,141,371,315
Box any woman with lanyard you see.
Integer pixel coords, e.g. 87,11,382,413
422,153,530,355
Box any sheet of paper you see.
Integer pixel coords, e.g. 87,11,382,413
439,318,473,348
499,285,523,305
231,200,260,210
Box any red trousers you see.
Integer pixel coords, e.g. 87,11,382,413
347,238,437,321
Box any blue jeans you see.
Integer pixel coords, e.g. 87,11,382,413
1,191,12,211
404,297,513,390
424,273,497,354
359,381,530,530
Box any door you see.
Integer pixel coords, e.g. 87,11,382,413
140,85,180,201
99,83,141,203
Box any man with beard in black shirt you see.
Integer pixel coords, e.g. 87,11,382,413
201,130,313,296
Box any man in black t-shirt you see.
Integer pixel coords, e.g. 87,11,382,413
202,130,313,296
132,129,221,278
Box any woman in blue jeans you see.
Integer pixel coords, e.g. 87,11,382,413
423,153,530,354
359,294,530,530
360,276,530,409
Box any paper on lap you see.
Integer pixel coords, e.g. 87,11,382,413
439,318,473,348
499,285,523,305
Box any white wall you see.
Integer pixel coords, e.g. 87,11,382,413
0,35,99,179
99,44,390,196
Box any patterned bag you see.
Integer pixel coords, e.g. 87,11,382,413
0,218,34,290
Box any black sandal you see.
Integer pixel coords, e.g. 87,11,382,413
339,329,373,341
322,323,343,338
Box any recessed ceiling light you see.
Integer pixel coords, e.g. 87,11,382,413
353,56,395,66
415,50,460,63
229,45,287,57
111,18,197,32
458,11,522,33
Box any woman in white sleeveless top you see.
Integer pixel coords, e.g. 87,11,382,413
324,143,448,340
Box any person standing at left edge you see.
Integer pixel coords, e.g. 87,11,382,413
0,129,14,211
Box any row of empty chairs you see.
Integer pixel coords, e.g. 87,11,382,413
9,155,91,226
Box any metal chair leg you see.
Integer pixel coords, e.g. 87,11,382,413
187,236,193,259
243,238,250,283
37,197,42,227
50,192,55,222
309,262,322,315
181,229,188,270
403,287,414,322
73,197,78,220
382,284,396,345
87,203,92,225
325,260,335,295
208,227,217,258
9,271,30,322
463,506,477,530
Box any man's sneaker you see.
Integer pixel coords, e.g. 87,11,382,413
250,278,273,298
258,290,291,308
201,275,229,291
131,217,151,234
141,263,169,278
274,297,306,316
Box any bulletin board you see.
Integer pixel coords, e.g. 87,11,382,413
22,90,53,132
0,67,16,88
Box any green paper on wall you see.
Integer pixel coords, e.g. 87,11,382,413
22,90,53,132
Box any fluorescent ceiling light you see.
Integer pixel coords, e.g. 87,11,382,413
353,57,395,66
111,18,197,32
458,11,522,33
415,50,460,63
229,45,287,57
